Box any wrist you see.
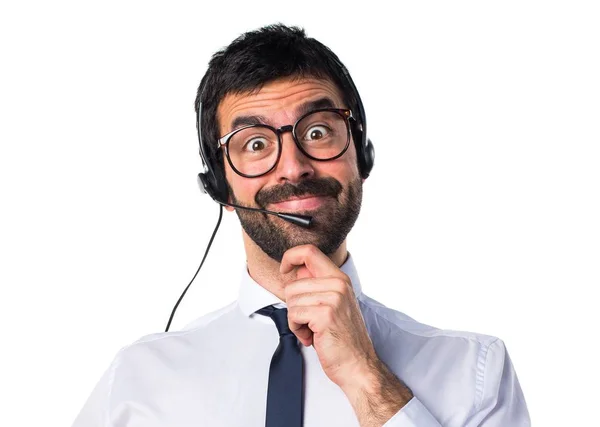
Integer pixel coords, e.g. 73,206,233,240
341,359,414,426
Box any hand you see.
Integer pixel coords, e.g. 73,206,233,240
280,244,378,389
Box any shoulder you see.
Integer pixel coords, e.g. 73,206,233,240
358,292,500,350
110,300,238,364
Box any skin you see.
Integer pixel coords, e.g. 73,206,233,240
217,76,413,426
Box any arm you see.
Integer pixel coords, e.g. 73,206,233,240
343,339,530,427
340,358,442,427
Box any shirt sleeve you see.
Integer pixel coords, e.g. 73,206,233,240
382,396,442,426
383,338,530,427
464,338,531,426
71,358,116,427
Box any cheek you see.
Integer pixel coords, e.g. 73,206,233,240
329,145,360,179
224,165,263,203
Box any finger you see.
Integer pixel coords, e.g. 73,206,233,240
286,305,314,347
291,324,313,347
287,305,335,335
280,244,344,278
295,265,311,280
286,290,343,310
284,277,348,301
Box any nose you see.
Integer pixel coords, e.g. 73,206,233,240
274,130,315,184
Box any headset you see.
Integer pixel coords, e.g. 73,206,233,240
164,58,374,332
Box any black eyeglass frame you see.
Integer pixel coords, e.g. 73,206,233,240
217,108,354,178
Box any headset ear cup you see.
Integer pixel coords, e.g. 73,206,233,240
197,172,210,195
362,138,375,178
351,121,373,179
198,165,229,203
212,163,229,202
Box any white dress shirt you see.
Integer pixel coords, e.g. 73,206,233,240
72,254,530,426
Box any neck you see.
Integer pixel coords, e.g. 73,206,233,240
242,231,348,302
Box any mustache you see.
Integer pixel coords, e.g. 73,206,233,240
255,177,343,207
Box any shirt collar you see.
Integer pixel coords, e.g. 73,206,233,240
238,252,363,317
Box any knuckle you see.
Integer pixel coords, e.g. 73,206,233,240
333,277,350,293
331,292,343,306
324,305,335,322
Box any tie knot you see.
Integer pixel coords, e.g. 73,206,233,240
256,305,294,337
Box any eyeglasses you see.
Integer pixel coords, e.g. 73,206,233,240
217,108,354,178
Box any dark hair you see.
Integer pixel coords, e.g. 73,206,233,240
195,23,359,173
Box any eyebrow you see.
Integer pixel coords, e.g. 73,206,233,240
297,97,337,117
228,97,338,132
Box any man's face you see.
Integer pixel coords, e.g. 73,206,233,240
217,77,363,262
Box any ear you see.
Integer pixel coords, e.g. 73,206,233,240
225,193,235,212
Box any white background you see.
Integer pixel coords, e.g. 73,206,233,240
1,1,598,426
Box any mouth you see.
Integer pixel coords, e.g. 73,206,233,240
267,194,330,211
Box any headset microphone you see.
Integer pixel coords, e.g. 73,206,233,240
196,174,313,228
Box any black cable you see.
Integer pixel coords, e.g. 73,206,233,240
164,204,224,332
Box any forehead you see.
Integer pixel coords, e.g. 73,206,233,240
216,77,346,134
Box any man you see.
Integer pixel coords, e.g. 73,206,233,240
73,24,530,426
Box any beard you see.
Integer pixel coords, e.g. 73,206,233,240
228,176,363,262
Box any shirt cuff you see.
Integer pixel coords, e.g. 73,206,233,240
383,396,442,427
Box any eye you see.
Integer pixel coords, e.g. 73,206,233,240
303,125,330,141
243,137,270,153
